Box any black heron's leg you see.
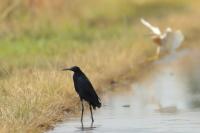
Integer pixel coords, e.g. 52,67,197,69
81,100,84,123
89,104,94,123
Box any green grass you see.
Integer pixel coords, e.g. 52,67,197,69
0,0,186,62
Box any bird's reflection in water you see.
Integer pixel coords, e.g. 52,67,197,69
77,122,96,131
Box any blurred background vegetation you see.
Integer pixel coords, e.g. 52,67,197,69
0,0,188,69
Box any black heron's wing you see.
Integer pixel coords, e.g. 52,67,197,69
74,74,101,108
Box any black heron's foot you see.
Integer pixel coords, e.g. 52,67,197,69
81,121,84,129
90,121,94,128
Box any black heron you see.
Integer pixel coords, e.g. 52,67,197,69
62,66,101,124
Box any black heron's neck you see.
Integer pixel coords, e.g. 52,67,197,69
74,69,85,76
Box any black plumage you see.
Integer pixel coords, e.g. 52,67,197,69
63,66,101,123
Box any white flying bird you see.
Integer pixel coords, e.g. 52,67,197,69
141,18,184,57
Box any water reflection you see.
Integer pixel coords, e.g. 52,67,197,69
133,65,189,112
80,121,95,131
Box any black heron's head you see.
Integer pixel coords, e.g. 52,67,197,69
62,66,81,73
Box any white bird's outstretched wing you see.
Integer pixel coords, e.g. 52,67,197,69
162,30,184,51
172,30,184,49
140,18,161,35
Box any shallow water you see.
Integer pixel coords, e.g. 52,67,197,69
48,50,200,133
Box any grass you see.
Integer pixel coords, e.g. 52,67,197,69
0,0,200,132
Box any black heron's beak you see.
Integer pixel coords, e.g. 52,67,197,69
62,68,71,71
